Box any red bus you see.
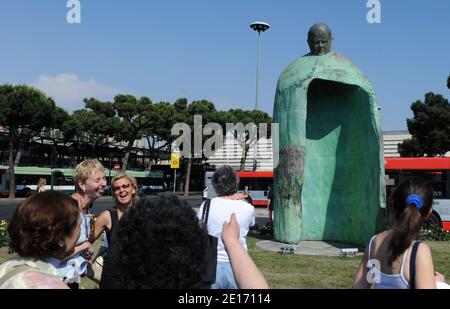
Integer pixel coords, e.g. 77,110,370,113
385,158,450,230
233,158,450,230
237,171,274,206
203,170,273,205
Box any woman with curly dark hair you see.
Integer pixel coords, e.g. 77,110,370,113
0,191,80,289
102,194,208,289
102,193,268,289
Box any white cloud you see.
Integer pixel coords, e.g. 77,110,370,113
33,74,121,111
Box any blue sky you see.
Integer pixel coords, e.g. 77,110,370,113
0,0,448,131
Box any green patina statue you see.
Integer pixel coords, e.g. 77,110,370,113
273,22,386,246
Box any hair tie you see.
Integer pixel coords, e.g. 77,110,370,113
406,194,423,210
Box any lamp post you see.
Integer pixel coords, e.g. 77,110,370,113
250,21,270,111
250,21,270,171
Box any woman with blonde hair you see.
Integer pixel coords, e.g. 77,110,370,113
36,178,46,193
90,173,138,245
88,173,138,288
55,159,106,289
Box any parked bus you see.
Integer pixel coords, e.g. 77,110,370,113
124,169,166,196
203,170,273,206
237,171,273,206
203,157,450,230
385,157,450,230
0,166,75,197
0,166,166,197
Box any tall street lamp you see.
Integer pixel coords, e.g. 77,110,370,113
250,21,270,171
250,21,270,111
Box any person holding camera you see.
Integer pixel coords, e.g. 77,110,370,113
197,165,256,289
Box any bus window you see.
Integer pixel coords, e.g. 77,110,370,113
254,178,272,191
385,158,450,230
236,172,274,206
238,178,254,190
138,173,165,195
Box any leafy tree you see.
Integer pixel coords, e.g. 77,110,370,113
399,92,450,157
63,98,120,158
183,100,214,196
113,96,186,171
142,101,178,168
171,99,221,196
0,84,58,198
41,107,70,167
226,109,272,171
113,94,156,171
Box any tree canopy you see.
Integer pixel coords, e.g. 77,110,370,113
63,98,120,157
226,109,272,171
0,82,274,195
0,84,59,198
398,91,450,157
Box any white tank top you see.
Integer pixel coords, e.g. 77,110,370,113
367,235,410,289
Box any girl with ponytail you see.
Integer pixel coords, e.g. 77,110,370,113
353,176,447,289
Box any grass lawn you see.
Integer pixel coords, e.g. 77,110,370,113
1,238,449,289
247,237,450,289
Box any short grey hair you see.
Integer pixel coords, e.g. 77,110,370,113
212,165,239,197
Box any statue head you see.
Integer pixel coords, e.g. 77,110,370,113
307,22,333,55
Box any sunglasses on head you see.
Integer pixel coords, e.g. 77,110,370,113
113,183,131,191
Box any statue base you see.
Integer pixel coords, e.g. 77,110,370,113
256,240,364,257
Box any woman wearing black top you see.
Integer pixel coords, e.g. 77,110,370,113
88,173,138,288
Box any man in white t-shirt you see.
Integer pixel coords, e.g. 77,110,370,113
197,165,255,289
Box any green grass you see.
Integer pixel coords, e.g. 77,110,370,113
424,241,450,279
246,237,450,289
1,238,449,289
79,239,102,289
246,237,360,288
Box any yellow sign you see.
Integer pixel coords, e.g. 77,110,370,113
170,153,180,169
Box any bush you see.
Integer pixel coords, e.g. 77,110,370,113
249,221,273,238
418,224,450,241
0,220,10,247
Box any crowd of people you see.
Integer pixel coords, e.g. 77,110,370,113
0,159,447,289
0,160,268,289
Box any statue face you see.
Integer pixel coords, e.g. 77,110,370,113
308,31,332,55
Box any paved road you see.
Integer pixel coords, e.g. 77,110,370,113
0,194,269,224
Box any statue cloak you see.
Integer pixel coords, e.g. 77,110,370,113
273,52,386,246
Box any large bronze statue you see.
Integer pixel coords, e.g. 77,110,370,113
273,22,385,246
307,22,333,56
